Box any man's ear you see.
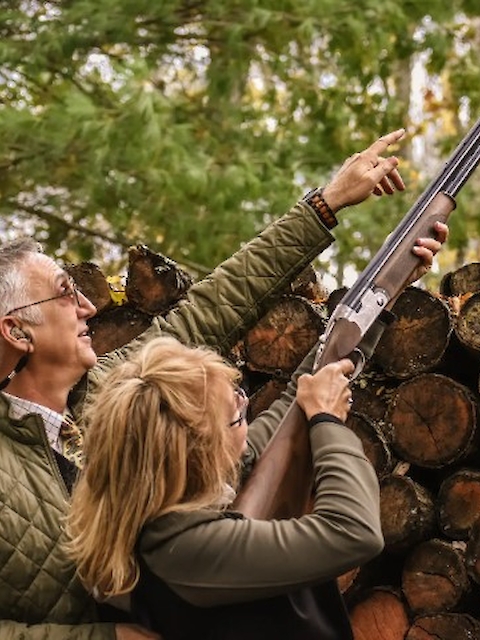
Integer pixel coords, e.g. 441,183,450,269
0,318,32,348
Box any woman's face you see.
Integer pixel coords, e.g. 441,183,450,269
227,386,249,459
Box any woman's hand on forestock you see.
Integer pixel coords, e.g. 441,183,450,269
296,358,355,424
409,221,449,283
322,129,406,212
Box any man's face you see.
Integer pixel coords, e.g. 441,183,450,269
21,254,97,382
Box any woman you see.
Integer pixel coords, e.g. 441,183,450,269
67,335,382,639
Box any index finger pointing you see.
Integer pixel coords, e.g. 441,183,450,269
368,128,406,155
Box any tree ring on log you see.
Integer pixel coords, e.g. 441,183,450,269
244,295,326,376
373,287,452,379
386,373,478,468
437,469,480,540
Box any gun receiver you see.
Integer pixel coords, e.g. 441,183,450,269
233,119,480,520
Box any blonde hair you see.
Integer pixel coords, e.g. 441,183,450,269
66,336,240,598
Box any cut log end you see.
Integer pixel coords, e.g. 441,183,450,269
244,296,326,376
349,587,410,640
402,539,469,615
373,287,452,379
387,374,477,468
126,244,193,314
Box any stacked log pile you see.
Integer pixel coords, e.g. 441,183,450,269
71,247,480,639
66,245,194,356
242,264,480,640
343,266,480,640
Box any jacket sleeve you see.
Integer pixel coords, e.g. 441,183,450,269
140,420,383,608
87,203,333,389
0,621,115,639
156,203,333,355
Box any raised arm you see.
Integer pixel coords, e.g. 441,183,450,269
89,129,407,390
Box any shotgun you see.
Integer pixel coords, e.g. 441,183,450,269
233,118,480,520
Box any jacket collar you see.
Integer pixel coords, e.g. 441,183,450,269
0,393,47,446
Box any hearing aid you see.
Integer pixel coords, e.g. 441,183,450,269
10,327,31,341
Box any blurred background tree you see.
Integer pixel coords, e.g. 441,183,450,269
0,0,478,287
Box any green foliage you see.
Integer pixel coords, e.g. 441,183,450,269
0,0,478,282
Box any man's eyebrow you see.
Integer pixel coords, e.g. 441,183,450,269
53,270,70,285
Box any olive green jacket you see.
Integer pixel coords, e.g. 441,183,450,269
0,203,333,638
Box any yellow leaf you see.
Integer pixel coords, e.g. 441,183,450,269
106,275,128,306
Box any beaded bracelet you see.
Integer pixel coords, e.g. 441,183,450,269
302,187,338,230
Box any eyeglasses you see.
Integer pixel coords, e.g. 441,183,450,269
229,387,249,429
6,277,81,316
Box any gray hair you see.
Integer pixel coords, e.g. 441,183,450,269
0,237,45,325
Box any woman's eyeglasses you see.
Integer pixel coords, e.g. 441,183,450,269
229,387,249,429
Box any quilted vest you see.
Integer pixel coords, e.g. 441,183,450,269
0,394,98,624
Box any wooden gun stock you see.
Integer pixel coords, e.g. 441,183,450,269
233,119,480,521
232,399,312,519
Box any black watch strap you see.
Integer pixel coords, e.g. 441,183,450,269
308,413,345,428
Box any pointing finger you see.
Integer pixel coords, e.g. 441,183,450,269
368,128,406,156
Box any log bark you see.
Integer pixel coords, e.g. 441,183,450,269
326,286,349,316
386,373,478,468
350,370,398,423
89,306,152,356
465,516,480,585
454,291,480,359
66,261,112,314
405,612,480,639
289,264,329,301
437,469,480,540
380,475,436,552
372,286,452,379
402,538,469,615
440,262,480,296
125,244,193,315
346,412,394,480
247,379,287,422
438,330,480,394
349,587,410,640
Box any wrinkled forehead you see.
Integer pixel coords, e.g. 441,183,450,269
24,253,66,292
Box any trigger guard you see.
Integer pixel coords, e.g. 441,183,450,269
349,349,365,381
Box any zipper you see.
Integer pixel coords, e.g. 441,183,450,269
35,416,71,501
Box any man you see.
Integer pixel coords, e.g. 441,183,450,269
0,129,447,638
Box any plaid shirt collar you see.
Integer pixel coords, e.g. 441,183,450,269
4,393,63,453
